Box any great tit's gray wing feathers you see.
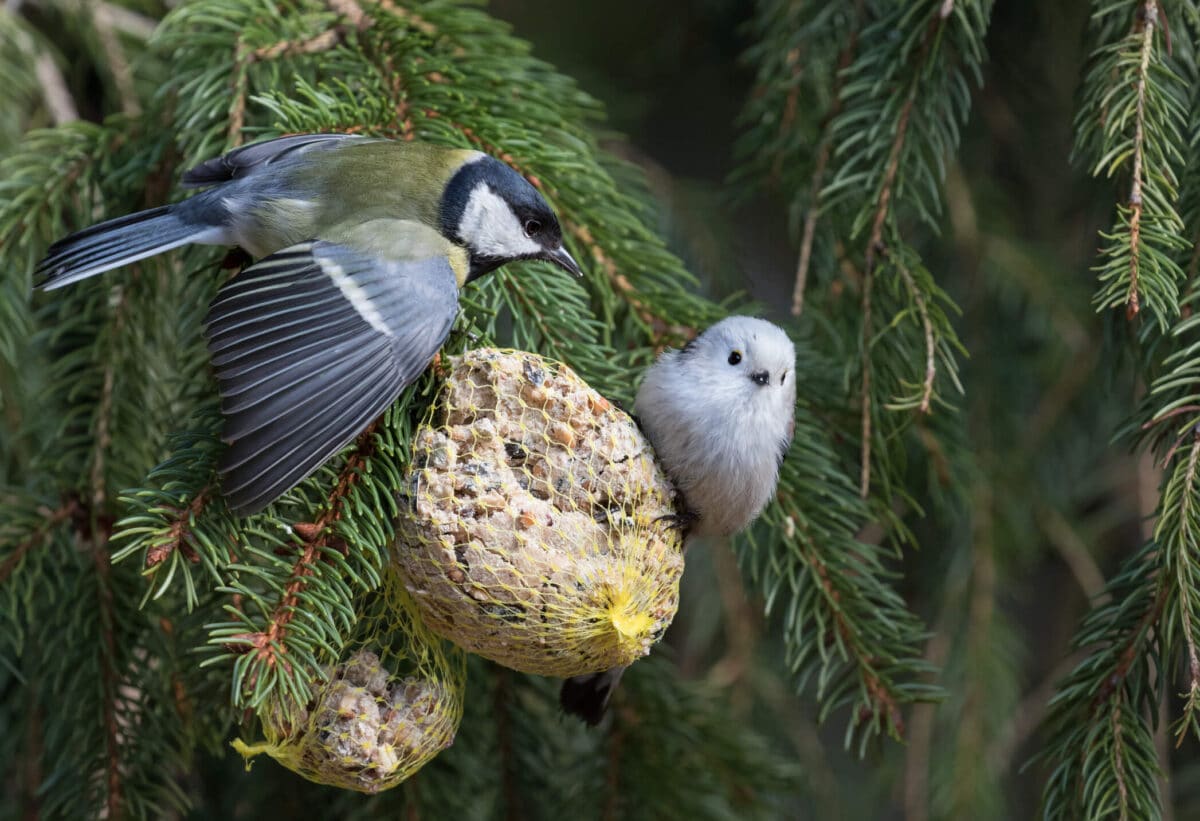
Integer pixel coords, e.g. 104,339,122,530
204,228,459,514
181,133,371,188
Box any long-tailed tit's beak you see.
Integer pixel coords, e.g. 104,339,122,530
544,245,583,278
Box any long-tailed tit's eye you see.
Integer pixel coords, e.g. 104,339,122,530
780,372,787,385
523,219,542,237
728,351,742,366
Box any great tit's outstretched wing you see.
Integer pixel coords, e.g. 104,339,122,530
204,220,461,514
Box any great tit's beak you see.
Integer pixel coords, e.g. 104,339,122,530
544,245,583,278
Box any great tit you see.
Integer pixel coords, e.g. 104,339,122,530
560,316,796,725
36,133,582,514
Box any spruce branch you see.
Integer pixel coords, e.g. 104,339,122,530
1125,1,1159,317
143,489,208,570
1038,544,1167,819
1155,431,1200,742
0,1,961,812
741,403,941,753
746,1,984,506
221,424,379,698
1077,0,1191,329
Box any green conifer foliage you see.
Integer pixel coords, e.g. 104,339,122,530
9,0,1200,817
0,0,891,816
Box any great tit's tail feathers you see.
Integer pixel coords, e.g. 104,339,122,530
206,234,459,515
36,206,223,290
560,667,626,726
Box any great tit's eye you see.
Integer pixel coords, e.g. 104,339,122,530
523,219,542,237
728,351,742,366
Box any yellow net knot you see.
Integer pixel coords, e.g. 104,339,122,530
609,599,654,645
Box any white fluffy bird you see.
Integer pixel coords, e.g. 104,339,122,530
561,316,797,724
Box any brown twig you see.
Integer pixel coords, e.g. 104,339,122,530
228,0,371,143
772,47,803,183
21,703,43,821
91,2,140,117
1124,1,1159,319
1143,405,1200,429
792,0,863,317
90,282,133,510
1037,504,1108,602
792,151,829,318
706,543,761,702
91,515,122,818
1160,422,1200,470
904,624,951,821
1174,437,1200,745
803,536,903,736
1091,580,1167,711
160,617,195,725
567,222,693,350
372,0,438,35
1112,696,1131,821
0,499,80,583
859,274,874,499
33,55,78,125
227,422,379,669
951,520,996,812
857,5,950,495
859,84,917,498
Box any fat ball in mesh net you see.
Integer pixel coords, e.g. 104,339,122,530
396,348,686,678
232,570,466,793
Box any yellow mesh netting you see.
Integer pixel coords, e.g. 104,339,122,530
395,348,686,678
232,569,466,793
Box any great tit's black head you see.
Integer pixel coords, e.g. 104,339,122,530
441,154,582,283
